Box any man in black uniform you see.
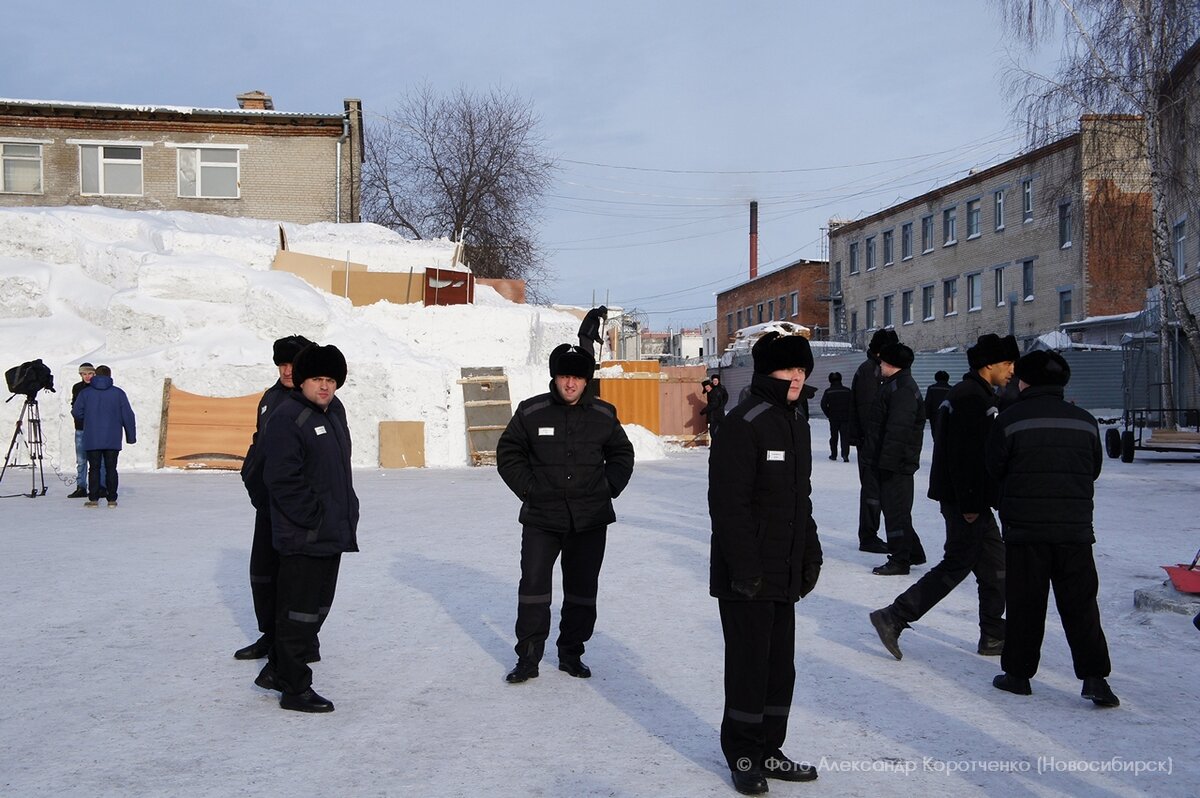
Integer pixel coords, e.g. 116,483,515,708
870,334,1017,660
700,374,729,439
986,350,1119,707
864,342,927,575
258,343,359,713
819,371,852,462
497,344,635,683
923,370,952,435
847,329,897,553
234,335,314,661
577,305,608,359
709,331,822,795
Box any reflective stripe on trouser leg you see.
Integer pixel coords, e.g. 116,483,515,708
558,526,607,659
274,553,341,695
515,525,563,662
249,508,278,638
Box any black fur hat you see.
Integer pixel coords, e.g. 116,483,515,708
878,342,914,370
549,344,595,380
752,332,814,375
273,335,315,366
292,343,347,388
1016,350,1071,387
868,328,899,356
967,333,1020,370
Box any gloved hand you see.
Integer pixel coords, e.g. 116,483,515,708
731,577,762,599
799,560,821,598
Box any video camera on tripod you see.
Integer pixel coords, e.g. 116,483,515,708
2,358,55,497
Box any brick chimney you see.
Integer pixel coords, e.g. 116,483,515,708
236,91,274,110
749,200,758,280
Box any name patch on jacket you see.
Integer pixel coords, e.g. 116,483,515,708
766,450,785,462
538,427,555,436
314,426,327,436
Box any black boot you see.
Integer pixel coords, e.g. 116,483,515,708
977,635,1004,656
992,673,1032,695
280,688,334,713
67,487,88,498
254,663,279,691
505,660,539,683
558,657,591,678
730,768,768,795
1081,677,1120,708
872,559,910,576
763,752,818,782
234,635,270,660
869,608,905,660
858,538,889,554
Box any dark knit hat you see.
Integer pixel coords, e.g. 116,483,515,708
934,370,950,383
292,343,348,388
829,372,843,383
752,331,814,375
878,342,914,370
549,343,595,380
868,328,899,355
273,335,315,366
1016,350,1071,387
967,333,1020,371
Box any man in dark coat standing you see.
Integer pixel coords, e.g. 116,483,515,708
68,362,102,498
257,343,359,713
497,344,635,683
870,334,1018,660
863,342,927,575
710,331,822,794
700,374,729,439
923,370,952,435
577,305,608,359
233,335,314,661
71,365,135,508
819,371,852,462
986,350,1119,707
847,329,897,553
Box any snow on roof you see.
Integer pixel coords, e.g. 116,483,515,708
0,97,342,119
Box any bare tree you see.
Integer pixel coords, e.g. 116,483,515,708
362,85,557,300
996,0,1200,422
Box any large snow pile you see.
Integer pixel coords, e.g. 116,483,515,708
0,206,597,470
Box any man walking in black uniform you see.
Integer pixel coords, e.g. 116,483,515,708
700,374,729,439
863,342,927,575
986,350,1119,707
234,335,314,661
923,370,952,435
710,331,822,795
497,344,635,683
819,371,852,461
577,305,608,359
258,343,359,713
847,329,897,553
870,334,1018,660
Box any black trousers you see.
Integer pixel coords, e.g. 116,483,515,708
248,508,279,641
1002,542,1111,680
878,470,925,565
855,454,881,544
514,523,607,662
828,421,850,459
892,503,1005,639
271,553,340,695
718,599,796,773
86,449,119,501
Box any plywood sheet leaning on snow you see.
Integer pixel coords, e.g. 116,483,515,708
271,249,368,295
158,379,259,470
379,421,426,468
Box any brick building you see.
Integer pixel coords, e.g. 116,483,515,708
0,91,363,224
715,257,828,354
827,115,1153,352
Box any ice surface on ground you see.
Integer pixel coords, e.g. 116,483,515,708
1,444,1197,796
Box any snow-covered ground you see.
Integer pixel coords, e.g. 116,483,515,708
3,441,1197,797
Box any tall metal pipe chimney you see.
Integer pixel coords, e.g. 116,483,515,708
749,200,758,280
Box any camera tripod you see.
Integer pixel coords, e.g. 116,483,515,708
1,395,48,498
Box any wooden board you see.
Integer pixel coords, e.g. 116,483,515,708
379,421,426,468
460,367,511,465
158,379,260,469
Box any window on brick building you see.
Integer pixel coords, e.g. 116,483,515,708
902,290,913,324
943,277,958,315
79,144,144,196
1059,288,1073,323
1173,219,1187,277
921,215,934,253
994,189,1005,230
883,294,894,327
994,267,1005,306
883,229,894,265
849,242,859,274
901,222,913,260
1059,201,1073,248
866,236,876,270
177,146,241,198
1022,178,1033,222
1022,259,1035,300
790,291,798,317
1,142,43,193
865,298,876,329
967,199,980,238
922,285,935,321
943,206,957,246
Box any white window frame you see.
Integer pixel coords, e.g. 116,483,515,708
921,215,934,253
69,139,153,197
849,241,859,274
865,298,877,330
994,266,1005,307
901,289,914,325
966,198,981,238
1173,218,1187,278
1,138,50,194
1022,259,1035,301
994,189,1005,230
1022,178,1033,222
883,294,894,327
943,206,957,246
789,291,799,317
882,229,894,266
966,272,982,311
865,235,876,271
921,284,935,321
167,142,246,199
901,222,913,260
943,277,958,316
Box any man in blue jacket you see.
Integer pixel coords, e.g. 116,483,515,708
258,343,359,713
70,364,135,508
497,344,635,684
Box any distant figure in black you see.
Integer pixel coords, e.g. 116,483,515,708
923,370,952,435
846,329,898,554
577,305,608,359
700,375,729,439
819,372,852,462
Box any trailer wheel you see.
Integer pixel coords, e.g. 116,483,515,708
1104,427,1121,459
1120,430,1135,463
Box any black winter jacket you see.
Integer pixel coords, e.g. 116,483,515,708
986,385,1102,545
700,383,729,426
923,379,951,431
261,392,360,556
927,372,1000,513
863,369,925,474
709,373,822,602
819,382,851,423
497,383,635,531
846,356,881,445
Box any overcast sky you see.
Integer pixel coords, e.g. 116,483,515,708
6,1,1056,329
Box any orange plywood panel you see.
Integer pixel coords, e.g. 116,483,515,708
597,377,661,434
159,380,260,469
